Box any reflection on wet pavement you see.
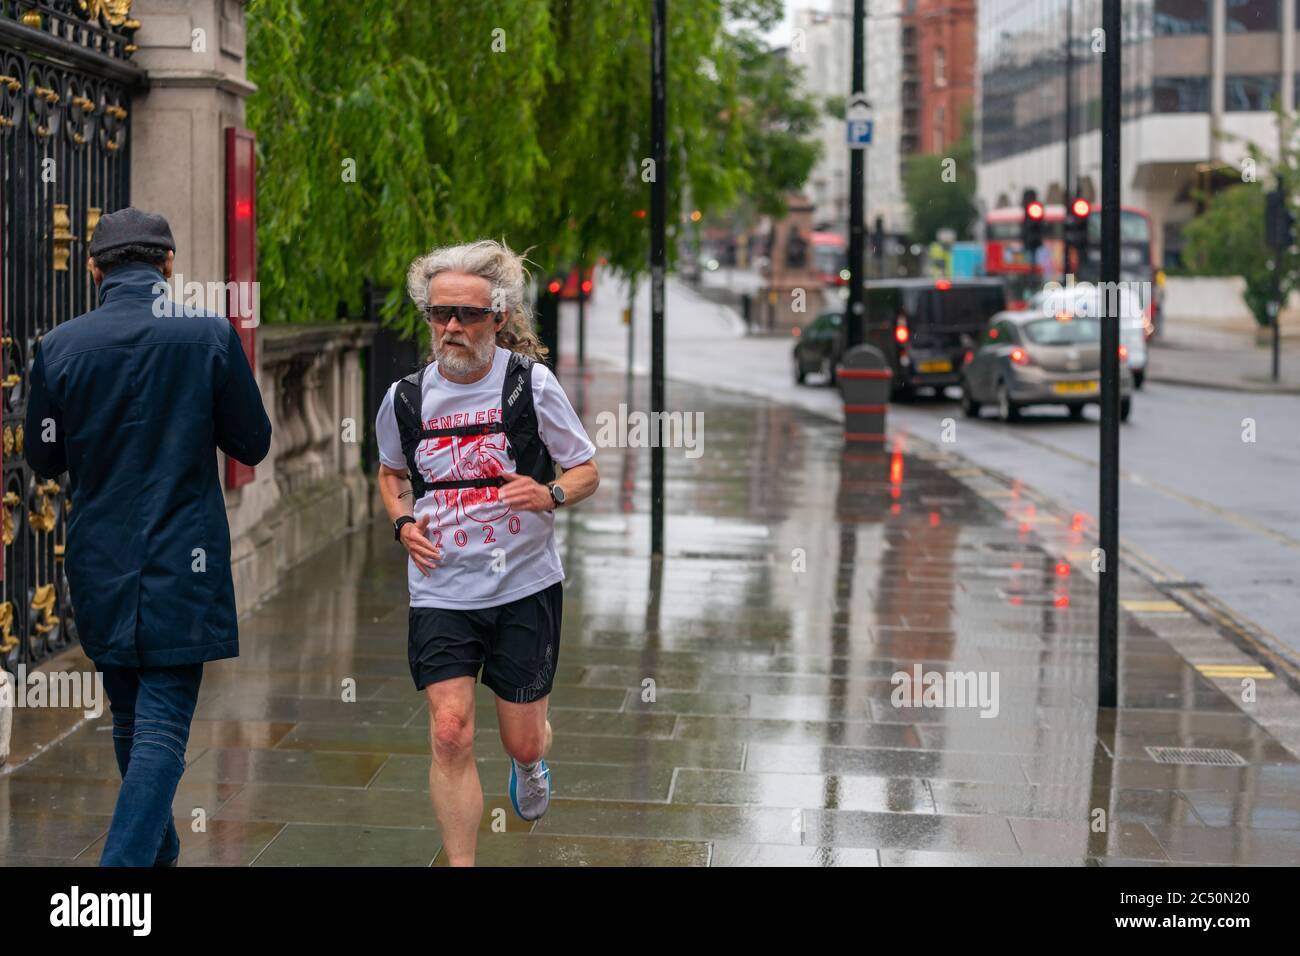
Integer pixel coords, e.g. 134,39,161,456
2,363,1297,866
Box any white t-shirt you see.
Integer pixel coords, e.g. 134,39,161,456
375,347,595,610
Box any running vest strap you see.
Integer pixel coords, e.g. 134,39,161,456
392,352,557,499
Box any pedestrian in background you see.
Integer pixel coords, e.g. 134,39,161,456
24,207,272,866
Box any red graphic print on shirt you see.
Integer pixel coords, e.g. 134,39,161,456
417,407,513,529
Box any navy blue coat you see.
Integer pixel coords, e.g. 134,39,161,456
24,263,272,667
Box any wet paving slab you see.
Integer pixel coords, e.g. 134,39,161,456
1,362,1297,866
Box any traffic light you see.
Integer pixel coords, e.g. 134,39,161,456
1065,197,1090,251
1266,188,1293,250
535,277,563,368
1021,189,1044,262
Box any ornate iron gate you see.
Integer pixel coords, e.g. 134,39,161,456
0,1,142,672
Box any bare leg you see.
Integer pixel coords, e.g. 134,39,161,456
426,677,481,866
496,695,551,765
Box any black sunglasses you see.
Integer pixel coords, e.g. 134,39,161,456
423,304,501,327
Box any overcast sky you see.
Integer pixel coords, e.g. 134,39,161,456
761,0,835,48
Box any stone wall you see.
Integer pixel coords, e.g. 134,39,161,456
228,323,377,614
0,1,382,768
1163,277,1300,345
128,1,381,612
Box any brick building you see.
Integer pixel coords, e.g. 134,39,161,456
902,0,978,159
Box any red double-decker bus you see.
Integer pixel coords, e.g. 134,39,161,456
984,204,1159,328
810,231,848,286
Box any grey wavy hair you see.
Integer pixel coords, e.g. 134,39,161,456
406,239,548,363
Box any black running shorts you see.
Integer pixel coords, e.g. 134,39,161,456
407,581,563,704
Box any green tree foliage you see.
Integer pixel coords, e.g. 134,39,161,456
1184,103,1300,327
723,30,821,218
902,114,978,244
1181,184,1289,328
246,0,819,332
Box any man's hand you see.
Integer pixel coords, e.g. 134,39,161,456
498,471,554,512
401,513,443,576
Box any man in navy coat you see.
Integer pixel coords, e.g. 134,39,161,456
24,207,271,866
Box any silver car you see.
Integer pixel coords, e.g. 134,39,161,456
1027,285,1150,389
960,310,1133,422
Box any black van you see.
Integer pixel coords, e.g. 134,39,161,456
858,279,1006,397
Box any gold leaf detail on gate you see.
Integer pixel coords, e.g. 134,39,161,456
0,602,15,652
31,584,59,636
1,492,18,547
80,1,134,28
86,207,102,243
29,483,58,533
2,426,11,456
15,425,23,455
53,204,73,272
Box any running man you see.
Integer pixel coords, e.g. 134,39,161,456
375,240,598,866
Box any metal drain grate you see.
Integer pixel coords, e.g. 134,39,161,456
1145,746,1247,767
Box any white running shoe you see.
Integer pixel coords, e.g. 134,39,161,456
509,757,552,821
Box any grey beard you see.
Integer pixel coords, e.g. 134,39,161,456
435,334,496,375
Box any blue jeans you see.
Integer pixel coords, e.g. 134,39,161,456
98,663,204,867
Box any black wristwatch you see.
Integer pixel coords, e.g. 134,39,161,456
394,515,416,541
548,482,566,509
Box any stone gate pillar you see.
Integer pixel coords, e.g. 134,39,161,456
129,0,253,295
127,0,282,604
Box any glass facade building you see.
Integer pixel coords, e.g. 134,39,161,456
979,1,1153,166
981,0,1300,163
978,0,1300,264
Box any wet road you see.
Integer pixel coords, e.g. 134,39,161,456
2,362,1296,865
576,274,1300,665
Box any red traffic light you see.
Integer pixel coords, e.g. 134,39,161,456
547,280,562,294
1026,201,1045,221
1071,198,1090,218
580,279,593,294
634,208,647,220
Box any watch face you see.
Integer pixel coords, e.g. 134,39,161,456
551,484,566,505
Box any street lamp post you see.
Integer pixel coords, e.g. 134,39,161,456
650,0,667,559
1064,0,1073,213
845,0,867,348
577,263,587,367
1098,0,1121,709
